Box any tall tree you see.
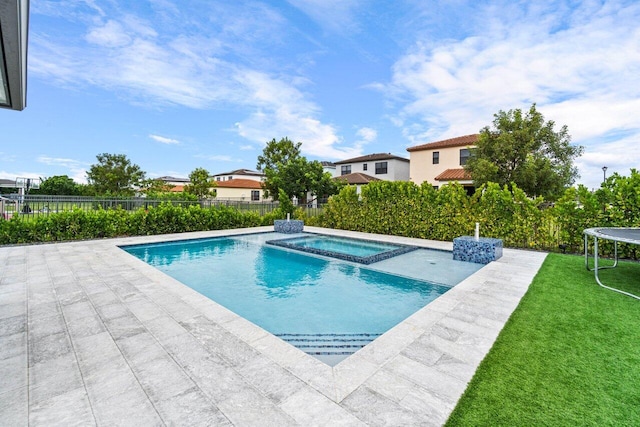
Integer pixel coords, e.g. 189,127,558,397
38,175,80,195
86,153,146,196
257,137,341,201
185,167,215,198
465,104,583,200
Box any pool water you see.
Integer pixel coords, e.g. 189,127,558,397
277,235,401,256
123,233,474,366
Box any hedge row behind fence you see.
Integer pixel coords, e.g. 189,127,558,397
317,171,640,258
3,170,639,258
0,203,282,245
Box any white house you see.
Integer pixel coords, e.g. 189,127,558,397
334,153,410,181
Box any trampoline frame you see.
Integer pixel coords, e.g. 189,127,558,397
583,227,640,300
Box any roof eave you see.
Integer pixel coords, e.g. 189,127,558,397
0,0,29,111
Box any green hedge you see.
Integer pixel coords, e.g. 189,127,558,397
0,203,282,245
3,170,639,257
317,169,640,257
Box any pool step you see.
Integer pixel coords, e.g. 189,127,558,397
275,333,381,356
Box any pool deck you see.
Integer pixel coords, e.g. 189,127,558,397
0,226,547,426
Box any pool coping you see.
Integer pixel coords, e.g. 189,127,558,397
264,234,420,264
0,226,548,425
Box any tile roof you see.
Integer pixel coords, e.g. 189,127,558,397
334,172,381,185
434,168,472,181
334,153,409,164
211,169,264,177
157,176,190,183
215,178,263,189
406,134,479,152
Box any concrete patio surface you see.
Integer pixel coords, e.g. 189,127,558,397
0,226,547,426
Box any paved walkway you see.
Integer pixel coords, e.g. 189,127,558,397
0,226,547,426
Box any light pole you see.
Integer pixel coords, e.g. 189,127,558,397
602,166,608,184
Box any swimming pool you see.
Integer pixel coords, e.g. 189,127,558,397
122,232,480,366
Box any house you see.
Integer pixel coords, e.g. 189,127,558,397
406,134,478,193
214,178,269,202
334,153,410,181
320,161,336,177
210,169,265,183
335,172,381,194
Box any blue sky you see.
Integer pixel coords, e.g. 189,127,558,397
1,0,638,190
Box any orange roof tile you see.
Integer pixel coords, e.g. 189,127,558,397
334,172,381,185
406,134,478,152
214,178,263,189
434,168,472,181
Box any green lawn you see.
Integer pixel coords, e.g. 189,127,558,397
446,253,640,426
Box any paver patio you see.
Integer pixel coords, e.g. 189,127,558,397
0,226,547,426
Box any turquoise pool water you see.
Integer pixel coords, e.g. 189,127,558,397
277,235,401,256
122,233,468,366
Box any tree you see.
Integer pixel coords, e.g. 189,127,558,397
257,137,342,201
465,104,583,200
86,153,146,197
38,175,81,195
185,167,215,198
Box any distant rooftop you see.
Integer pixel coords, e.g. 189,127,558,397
406,134,479,152
157,176,190,183
434,168,472,181
334,153,409,165
211,169,264,177
335,172,381,185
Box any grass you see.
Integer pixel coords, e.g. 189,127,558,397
445,253,640,426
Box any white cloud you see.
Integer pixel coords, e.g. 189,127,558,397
286,0,362,34
30,4,358,160
239,145,254,151
381,1,640,183
149,134,180,144
86,20,131,47
356,127,377,142
36,156,89,183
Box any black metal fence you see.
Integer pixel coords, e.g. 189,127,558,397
0,194,325,220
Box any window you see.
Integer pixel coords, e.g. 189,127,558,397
432,151,439,164
375,162,388,175
216,177,220,181
228,176,233,180
460,149,470,166
251,190,260,201
341,165,351,175
363,164,368,171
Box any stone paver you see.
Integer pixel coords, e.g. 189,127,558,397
0,226,547,426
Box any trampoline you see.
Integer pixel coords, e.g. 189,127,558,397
584,227,640,300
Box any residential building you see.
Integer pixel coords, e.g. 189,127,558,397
334,153,410,181
214,179,269,201
335,172,381,194
320,161,336,177
210,169,265,183
406,134,478,193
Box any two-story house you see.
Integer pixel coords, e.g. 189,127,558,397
334,153,410,182
406,134,478,194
